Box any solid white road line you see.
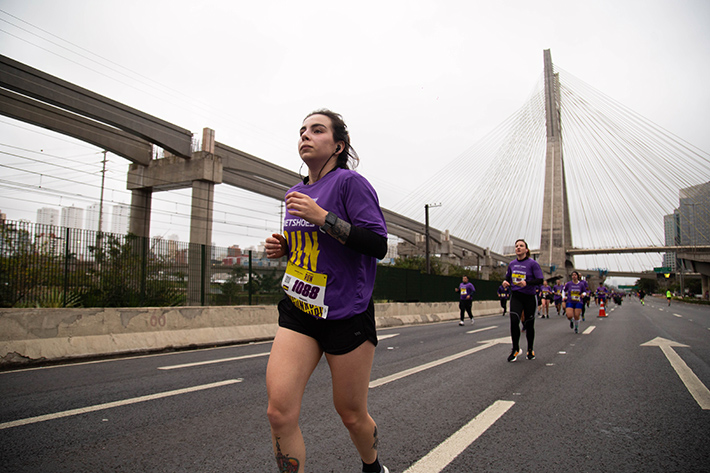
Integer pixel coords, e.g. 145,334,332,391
403,400,515,473
466,326,497,334
159,352,269,370
379,333,400,341
582,326,596,334
369,337,509,388
673,313,683,318
0,379,242,430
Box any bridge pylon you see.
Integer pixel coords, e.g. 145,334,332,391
539,49,574,281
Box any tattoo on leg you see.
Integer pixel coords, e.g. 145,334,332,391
274,437,300,473
372,425,379,451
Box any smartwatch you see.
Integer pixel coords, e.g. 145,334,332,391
319,211,338,233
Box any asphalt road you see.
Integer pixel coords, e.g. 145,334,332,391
1,296,709,472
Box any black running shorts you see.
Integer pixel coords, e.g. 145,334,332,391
277,296,378,355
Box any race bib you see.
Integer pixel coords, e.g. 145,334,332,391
512,271,526,284
282,262,328,319
571,290,581,301
460,288,468,295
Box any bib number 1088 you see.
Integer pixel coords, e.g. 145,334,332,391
293,280,320,299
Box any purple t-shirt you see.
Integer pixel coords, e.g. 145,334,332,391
504,257,544,296
459,282,476,300
563,281,588,302
553,284,564,300
281,168,387,320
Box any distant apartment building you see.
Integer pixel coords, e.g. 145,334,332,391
223,245,247,266
663,181,710,270
85,203,107,233
110,204,130,234
678,182,710,246
212,244,228,262
60,205,84,253
662,213,680,271
35,207,62,254
61,206,84,229
37,207,60,227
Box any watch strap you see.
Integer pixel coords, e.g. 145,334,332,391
319,211,337,233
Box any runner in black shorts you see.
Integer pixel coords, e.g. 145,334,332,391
264,110,390,473
277,296,378,355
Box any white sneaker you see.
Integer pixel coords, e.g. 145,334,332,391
381,466,390,473
458,321,464,326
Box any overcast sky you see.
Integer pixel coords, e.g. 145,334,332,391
1,0,709,280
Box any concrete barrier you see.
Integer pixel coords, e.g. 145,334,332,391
0,300,501,367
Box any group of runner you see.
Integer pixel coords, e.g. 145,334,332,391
497,242,625,362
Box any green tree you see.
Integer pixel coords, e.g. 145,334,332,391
216,265,247,305
391,255,444,274
1,223,68,307
81,234,184,307
635,278,658,294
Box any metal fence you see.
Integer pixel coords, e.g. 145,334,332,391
0,220,496,308
0,220,287,308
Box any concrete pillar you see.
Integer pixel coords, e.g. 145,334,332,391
480,250,492,280
188,180,215,306
202,128,215,154
129,188,152,238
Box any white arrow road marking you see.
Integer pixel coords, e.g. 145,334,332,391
0,379,242,430
641,337,710,410
403,400,515,473
369,337,509,388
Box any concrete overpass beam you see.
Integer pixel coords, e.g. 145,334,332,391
0,54,193,157
0,88,153,165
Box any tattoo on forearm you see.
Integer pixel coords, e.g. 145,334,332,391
274,437,299,473
372,425,379,451
328,217,351,244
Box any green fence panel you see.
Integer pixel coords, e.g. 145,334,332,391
373,265,499,302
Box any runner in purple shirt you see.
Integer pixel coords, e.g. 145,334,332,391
502,239,544,362
563,271,587,334
264,110,390,473
552,280,564,316
497,284,511,316
456,275,476,325
539,280,552,318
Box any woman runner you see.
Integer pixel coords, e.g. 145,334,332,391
265,109,389,473
502,239,544,362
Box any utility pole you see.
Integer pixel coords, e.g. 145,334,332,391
98,150,107,234
425,203,441,274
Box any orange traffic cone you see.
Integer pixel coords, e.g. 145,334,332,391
598,300,607,317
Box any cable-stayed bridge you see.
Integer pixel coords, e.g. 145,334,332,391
1,51,709,303
392,50,710,288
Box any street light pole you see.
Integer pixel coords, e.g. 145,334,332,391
424,203,441,274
